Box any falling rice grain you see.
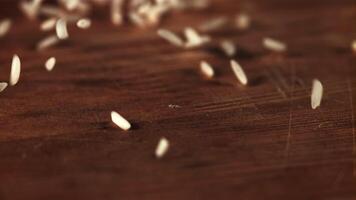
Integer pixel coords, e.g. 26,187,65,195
37,35,59,50
64,0,80,11
236,13,250,30
20,0,43,20
111,0,124,25
45,57,56,71
0,82,8,93
41,18,57,31
157,29,184,47
220,40,236,57
230,60,248,85
352,40,356,52
129,12,146,27
199,16,228,32
184,27,211,48
111,111,131,131
76,18,91,29
200,61,214,78
155,137,169,158
185,27,202,44
0,19,11,37
10,55,21,86
311,79,323,109
56,19,69,40
263,37,287,52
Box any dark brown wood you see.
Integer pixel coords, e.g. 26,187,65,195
0,0,355,199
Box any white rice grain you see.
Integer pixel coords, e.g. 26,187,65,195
0,19,11,37
56,19,69,40
10,55,21,86
198,16,227,32
76,18,91,29
230,60,248,85
184,27,211,48
20,0,43,20
352,40,356,52
157,29,184,47
111,111,131,131
236,13,250,30
111,0,124,25
37,35,59,50
155,137,169,158
263,37,287,52
0,82,8,93
63,0,80,11
311,79,323,109
200,61,214,78
41,18,57,31
220,40,236,57
129,12,146,27
45,57,56,71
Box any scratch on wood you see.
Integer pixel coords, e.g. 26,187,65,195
264,69,288,99
284,65,295,167
285,110,293,159
347,79,355,176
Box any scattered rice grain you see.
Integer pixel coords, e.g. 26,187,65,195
111,0,124,25
263,37,287,52
0,82,8,93
199,16,227,32
41,18,57,31
0,19,11,37
157,29,184,47
236,13,250,30
63,0,80,11
56,19,69,39
10,55,21,86
352,40,356,52
184,27,210,48
220,40,236,57
45,57,56,71
111,111,131,131
155,137,169,158
20,0,43,20
230,60,248,85
37,35,59,50
200,61,214,78
76,18,91,29
311,79,323,109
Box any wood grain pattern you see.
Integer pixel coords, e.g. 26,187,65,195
0,0,355,199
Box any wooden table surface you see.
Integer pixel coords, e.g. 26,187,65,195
0,0,355,199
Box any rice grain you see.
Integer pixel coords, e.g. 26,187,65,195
311,79,323,109
200,61,214,78
56,19,69,39
76,18,91,29
111,111,131,131
41,18,57,31
155,137,169,158
37,35,59,50
184,27,210,48
236,13,250,30
157,29,184,47
352,40,356,52
0,19,11,37
10,55,21,86
45,57,56,71
230,60,248,85
199,16,227,32
263,37,287,52
0,82,8,93
220,40,236,57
